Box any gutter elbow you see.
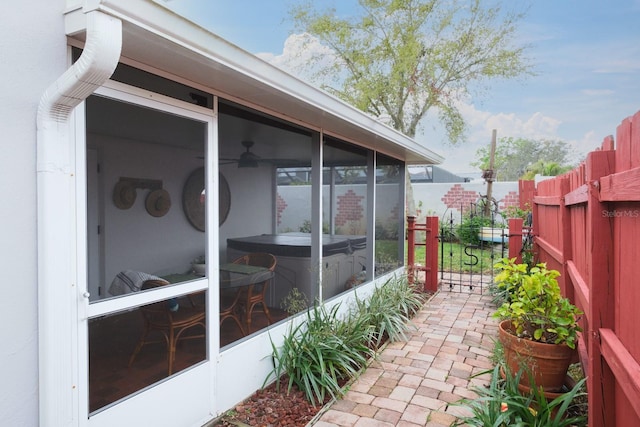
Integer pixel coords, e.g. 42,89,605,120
37,10,122,132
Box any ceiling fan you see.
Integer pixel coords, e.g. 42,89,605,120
220,140,260,168
219,140,305,168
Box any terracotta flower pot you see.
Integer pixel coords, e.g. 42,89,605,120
498,319,575,392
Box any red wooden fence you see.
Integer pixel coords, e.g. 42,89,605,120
519,179,535,210
532,111,640,426
406,215,439,293
507,217,524,263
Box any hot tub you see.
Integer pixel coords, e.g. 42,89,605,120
226,233,367,306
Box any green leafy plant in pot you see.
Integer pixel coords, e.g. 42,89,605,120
493,258,583,392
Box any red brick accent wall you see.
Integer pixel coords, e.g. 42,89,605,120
336,189,365,227
499,191,520,211
276,192,287,226
441,184,480,213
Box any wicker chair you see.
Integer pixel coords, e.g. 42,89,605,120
128,279,206,375
231,253,277,334
219,286,246,336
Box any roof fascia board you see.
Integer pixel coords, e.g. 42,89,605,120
66,0,444,164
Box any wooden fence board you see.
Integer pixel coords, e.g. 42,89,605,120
586,151,616,427
567,260,589,313
616,117,632,173
565,184,589,206
559,177,572,299
533,195,562,206
613,204,640,364
600,329,640,421
602,135,615,151
600,167,640,201
518,180,535,210
570,205,588,278
632,111,640,168
535,235,563,265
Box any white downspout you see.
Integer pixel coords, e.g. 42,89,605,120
37,10,121,426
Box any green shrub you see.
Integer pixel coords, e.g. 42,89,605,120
490,257,531,306
439,223,457,242
493,258,583,349
375,219,399,240
502,203,532,222
280,287,309,316
298,220,329,234
457,213,497,246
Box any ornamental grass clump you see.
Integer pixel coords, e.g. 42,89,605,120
267,303,374,406
265,274,427,406
355,276,427,349
452,363,587,427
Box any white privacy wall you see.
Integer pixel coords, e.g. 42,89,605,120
278,183,401,234
412,181,520,223
0,2,67,426
277,181,520,231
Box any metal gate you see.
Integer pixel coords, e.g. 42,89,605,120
438,198,506,293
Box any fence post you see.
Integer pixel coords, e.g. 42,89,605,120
559,177,573,300
407,215,416,284
424,216,439,293
519,180,535,210
508,218,524,263
586,149,616,427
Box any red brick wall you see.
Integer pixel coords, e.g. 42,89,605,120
499,191,520,211
335,189,365,227
276,192,287,226
440,184,480,213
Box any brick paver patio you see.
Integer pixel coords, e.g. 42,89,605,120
312,290,498,426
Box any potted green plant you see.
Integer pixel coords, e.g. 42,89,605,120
493,258,583,392
191,255,206,276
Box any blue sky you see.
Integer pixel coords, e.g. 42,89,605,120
161,0,640,176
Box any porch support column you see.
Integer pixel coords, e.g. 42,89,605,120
311,131,323,301
366,151,375,281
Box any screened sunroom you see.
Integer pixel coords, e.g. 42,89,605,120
37,2,443,425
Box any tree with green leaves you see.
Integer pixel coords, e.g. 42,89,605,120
521,159,572,180
289,0,533,145
472,137,575,181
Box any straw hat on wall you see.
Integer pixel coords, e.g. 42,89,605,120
145,189,171,217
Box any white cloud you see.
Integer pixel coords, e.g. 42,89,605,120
456,103,562,143
256,33,338,82
581,89,615,96
593,58,640,74
418,102,568,174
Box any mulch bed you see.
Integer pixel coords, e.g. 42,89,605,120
210,376,330,427
212,289,434,426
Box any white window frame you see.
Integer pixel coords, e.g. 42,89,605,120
74,79,219,426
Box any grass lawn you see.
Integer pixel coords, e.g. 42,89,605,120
376,239,506,274
410,241,503,274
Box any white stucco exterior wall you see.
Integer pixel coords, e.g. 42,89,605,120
0,3,67,426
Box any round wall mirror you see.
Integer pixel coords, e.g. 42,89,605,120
182,167,230,231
